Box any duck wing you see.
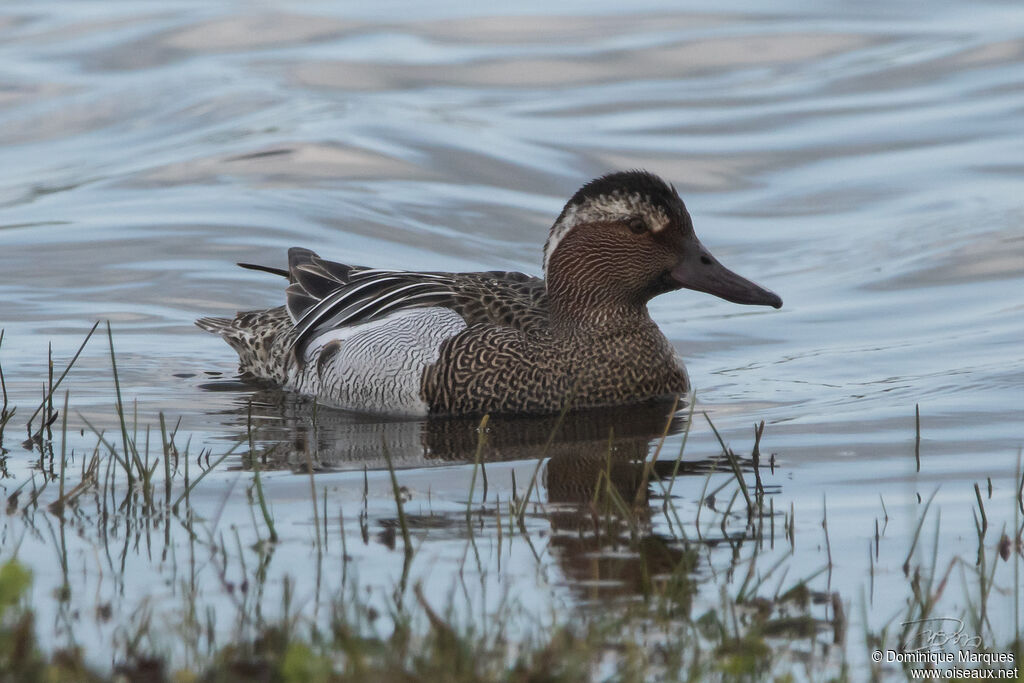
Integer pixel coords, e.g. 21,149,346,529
281,248,548,362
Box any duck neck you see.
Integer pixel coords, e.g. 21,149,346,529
546,270,650,338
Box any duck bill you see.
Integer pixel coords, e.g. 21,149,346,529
670,240,782,309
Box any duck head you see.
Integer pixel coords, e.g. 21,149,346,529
544,170,782,327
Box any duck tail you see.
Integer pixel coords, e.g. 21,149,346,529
195,316,235,336
196,307,295,384
196,315,253,359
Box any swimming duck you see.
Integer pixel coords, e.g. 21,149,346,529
197,170,781,416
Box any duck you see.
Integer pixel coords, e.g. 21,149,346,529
197,170,782,417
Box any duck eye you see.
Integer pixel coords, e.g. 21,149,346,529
627,218,646,235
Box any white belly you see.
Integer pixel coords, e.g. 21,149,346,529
290,307,466,416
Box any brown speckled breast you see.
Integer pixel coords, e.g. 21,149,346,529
421,319,688,416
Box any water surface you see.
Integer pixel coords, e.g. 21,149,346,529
1,0,1022,676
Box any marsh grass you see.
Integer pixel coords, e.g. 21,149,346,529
0,325,1022,681
0,331,16,458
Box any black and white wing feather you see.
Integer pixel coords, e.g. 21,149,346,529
284,248,460,362
260,248,549,364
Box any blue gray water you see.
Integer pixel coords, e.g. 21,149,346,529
0,1,1022,675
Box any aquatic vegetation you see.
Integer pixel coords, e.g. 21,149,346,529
0,328,1021,681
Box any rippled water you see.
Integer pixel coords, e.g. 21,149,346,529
1,0,1022,675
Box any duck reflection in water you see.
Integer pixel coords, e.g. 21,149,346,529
210,388,759,600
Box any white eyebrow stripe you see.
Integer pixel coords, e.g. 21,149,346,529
543,192,670,273
649,214,670,233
